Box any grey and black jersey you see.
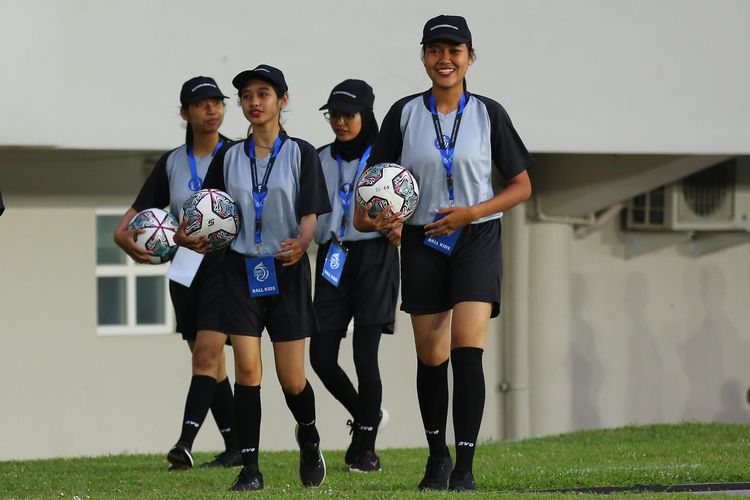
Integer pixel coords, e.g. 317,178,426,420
203,133,331,257
370,90,534,226
132,144,219,217
314,144,381,245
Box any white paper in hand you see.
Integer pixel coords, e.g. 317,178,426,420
166,247,204,287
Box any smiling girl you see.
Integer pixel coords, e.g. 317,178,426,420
355,15,534,492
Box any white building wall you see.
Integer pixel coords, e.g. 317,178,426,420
1,0,749,153
567,219,750,430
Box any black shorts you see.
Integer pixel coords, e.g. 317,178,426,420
169,250,225,341
314,237,399,335
400,219,502,318
222,249,319,342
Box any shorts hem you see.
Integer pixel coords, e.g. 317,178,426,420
401,298,499,318
399,303,452,316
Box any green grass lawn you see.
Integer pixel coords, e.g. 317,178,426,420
1,423,748,498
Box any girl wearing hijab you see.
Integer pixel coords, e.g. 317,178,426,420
311,80,398,472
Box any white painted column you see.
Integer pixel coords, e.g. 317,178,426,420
500,203,531,439
528,222,574,436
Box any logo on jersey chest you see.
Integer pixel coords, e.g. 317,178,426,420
434,135,451,150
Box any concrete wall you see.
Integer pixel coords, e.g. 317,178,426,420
568,218,750,429
1,0,749,153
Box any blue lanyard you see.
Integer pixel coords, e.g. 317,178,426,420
336,146,372,239
245,134,283,248
429,93,466,206
187,140,224,192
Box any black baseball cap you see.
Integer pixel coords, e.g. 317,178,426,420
319,79,375,114
232,64,288,92
180,76,229,106
420,15,472,45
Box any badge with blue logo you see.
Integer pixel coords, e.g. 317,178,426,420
423,213,462,255
322,235,348,287
188,176,203,192
246,256,279,297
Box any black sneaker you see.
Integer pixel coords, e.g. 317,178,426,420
448,469,477,492
344,419,361,465
229,465,264,492
417,454,453,491
296,425,326,487
200,449,243,468
167,443,193,471
349,450,381,472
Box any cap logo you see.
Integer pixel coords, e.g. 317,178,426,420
332,91,357,99
191,82,217,92
254,67,271,73
430,24,459,31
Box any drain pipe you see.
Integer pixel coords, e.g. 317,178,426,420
500,202,531,439
574,203,626,239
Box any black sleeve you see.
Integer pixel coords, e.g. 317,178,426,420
201,141,232,191
476,95,535,180
0,189,4,216
296,138,332,217
368,98,408,167
132,151,172,211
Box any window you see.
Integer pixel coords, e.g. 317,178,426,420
96,209,174,335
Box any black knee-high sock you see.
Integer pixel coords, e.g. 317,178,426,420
310,332,360,420
177,375,217,449
357,380,382,451
451,348,485,473
416,358,450,458
234,384,261,469
353,326,383,452
283,380,319,444
211,377,239,451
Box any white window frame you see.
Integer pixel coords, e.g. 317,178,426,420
96,208,175,336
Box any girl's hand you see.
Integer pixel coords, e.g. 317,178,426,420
383,224,402,246
357,203,404,232
173,218,211,254
424,206,476,237
277,237,308,267
113,226,154,264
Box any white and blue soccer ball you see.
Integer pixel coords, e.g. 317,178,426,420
128,208,179,264
182,189,240,252
356,163,420,220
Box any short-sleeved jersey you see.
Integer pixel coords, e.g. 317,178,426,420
370,90,535,226
203,133,331,257
132,144,220,217
314,144,381,245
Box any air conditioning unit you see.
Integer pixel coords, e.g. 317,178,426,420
625,157,750,232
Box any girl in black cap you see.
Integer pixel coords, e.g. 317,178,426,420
199,64,331,491
311,79,398,472
355,15,534,492
113,76,241,470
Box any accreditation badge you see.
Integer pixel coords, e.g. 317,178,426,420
245,255,279,297
322,235,348,287
423,213,462,255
